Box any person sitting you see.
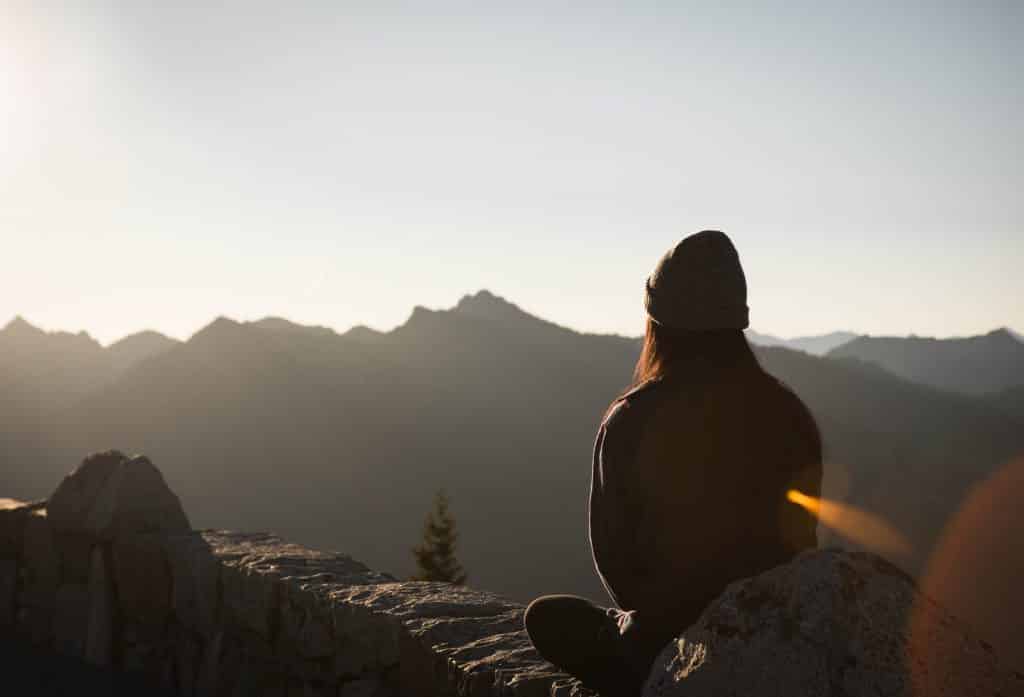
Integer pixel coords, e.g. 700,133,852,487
524,230,823,696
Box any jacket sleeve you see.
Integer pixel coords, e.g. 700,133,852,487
589,401,655,609
778,392,824,553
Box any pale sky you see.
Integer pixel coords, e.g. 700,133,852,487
2,1,1021,345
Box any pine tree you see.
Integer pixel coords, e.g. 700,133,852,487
411,489,467,584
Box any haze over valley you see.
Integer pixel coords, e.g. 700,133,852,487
3,292,1022,598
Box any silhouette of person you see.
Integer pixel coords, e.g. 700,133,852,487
524,230,823,695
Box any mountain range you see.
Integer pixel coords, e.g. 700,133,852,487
1,294,1022,614
828,329,1024,396
745,329,857,356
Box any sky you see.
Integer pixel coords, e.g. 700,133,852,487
1,1,1021,345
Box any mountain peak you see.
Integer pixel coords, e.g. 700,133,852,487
107,330,179,362
250,317,338,338
188,316,247,344
0,316,100,351
453,290,535,323
252,317,301,331
988,328,1020,344
340,325,384,342
2,315,43,336
208,315,241,330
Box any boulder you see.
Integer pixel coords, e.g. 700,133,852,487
55,533,95,584
0,497,43,558
16,604,54,646
338,678,394,697
20,509,59,609
47,451,123,532
53,583,90,657
112,532,172,628
195,627,226,697
48,451,190,540
0,559,16,626
163,531,222,636
642,548,1024,697
85,546,114,666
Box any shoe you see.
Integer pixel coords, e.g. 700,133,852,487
524,596,643,696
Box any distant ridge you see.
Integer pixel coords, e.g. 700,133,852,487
187,315,247,346
0,317,178,408
2,315,45,337
746,329,856,356
2,292,1021,613
252,317,339,338
988,384,1024,421
8,306,1014,361
828,328,1024,396
452,289,537,323
0,315,102,351
340,325,385,342
107,330,180,364
449,289,582,336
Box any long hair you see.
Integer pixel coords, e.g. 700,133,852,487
631,318,759,387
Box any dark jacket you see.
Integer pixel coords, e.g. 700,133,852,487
588,357,822,641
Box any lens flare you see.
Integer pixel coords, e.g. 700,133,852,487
910,455,1024,688
786,489,912,561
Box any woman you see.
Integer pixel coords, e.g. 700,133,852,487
524,231,823,695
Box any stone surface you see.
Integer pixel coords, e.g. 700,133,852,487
20,509,59,609
326,581,567,696
193,529,574,695
16,603,53,646
7,458,585,697
280,585,333,659
204,530,390,642
0,497,42,558
55,532,95,584
112,532,172,627
48,451,190,540
85,545,114,666
47,451,124,532
0,558,16,626
338,677,394,697
170,626,202,697
11,459,1023,697
53,583,90,657
642,548,1024,697
164,531,222,636
1,633,178,697
195,628,225,697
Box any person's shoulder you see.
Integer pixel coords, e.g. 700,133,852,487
602,377,670,431
757,370,822,451
758,371,811,414
597,378,671,464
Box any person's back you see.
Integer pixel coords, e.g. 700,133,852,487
525,231,823,696
591,340,821,646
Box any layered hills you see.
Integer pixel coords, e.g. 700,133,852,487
1,293,1022,611
828,328,1024,396
745,329,856,356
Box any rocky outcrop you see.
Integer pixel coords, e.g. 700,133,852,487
642,549,1024,697
4,453,1021,697
1,453,585,696
48,450,190,539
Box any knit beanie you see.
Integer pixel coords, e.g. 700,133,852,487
644,230,749,331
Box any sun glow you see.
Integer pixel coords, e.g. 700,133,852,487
0,9,101,165
787,489,912,560
0,38,35,157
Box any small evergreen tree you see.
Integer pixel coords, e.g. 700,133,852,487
411,489,467,584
